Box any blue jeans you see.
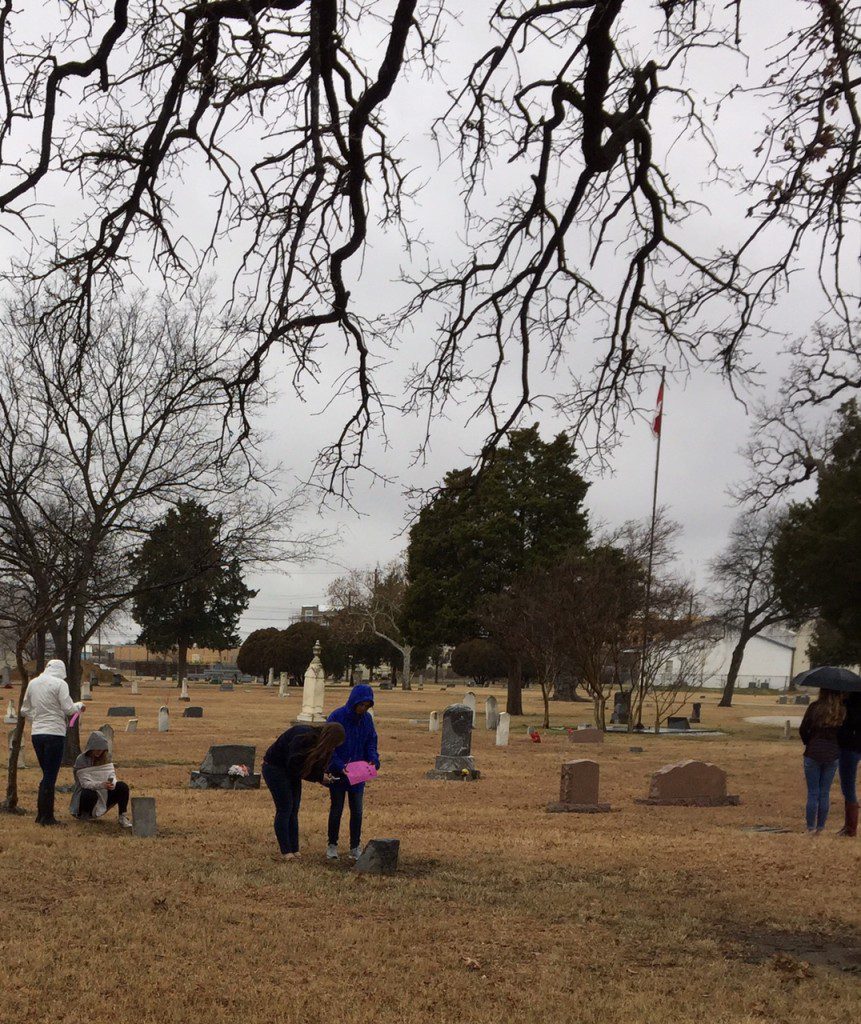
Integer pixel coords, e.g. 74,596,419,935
32,734,65,800
839,749,861,803
328,783,364,849
262,764,302,854
803,756,838,830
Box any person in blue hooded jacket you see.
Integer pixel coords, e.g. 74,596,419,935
326,683,379,861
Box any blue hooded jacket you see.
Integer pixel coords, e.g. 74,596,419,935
327,684,379,786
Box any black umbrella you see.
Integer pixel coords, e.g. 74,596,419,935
793,666,861,692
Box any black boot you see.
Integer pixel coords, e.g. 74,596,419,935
40,788,61,827
34,787,47,825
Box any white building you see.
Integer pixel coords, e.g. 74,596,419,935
697,627,796,692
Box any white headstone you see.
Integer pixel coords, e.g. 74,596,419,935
126,718,138,733
485,695,499,730
81,678,93,701
100,723,115,757
267,666,275,687
4,699,16,724
496,712,510,747
8,728,25,768
464,691,476,725
279,672,289,698
158,706,170,732
131,678,140,696
296,642,326,722
429,710,440,732
179,679,190,701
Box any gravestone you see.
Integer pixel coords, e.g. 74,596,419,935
99,724,115,756
1,665,10,687
179,680,190,701
795,694,810,705
629,746,644,753
189,744,260,789
636,759,740,806
157,706,170,732
107,706,135,717
610,691,630,725
426,704,480,780
279,673,289,698
666,716,690,730
484,696,499,731
353,838,399,875
7,729,25,768
464,691,476,725
496,712,510,747
126,719,138,733
131,797,157,838
690,702,702,723
296,641,326,723
429,711,440,732
777,695,789,705
4,699,16,724
547,759,610,813
379,681,392,691
111,673,123,687
90,672,99,688
219,682,234,692
569,726,604,745
131,679,140,696
783,719,792,740
183,706,204,718
81,678,93,702
267,667,275,688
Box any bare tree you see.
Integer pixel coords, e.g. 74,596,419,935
709,510,789,706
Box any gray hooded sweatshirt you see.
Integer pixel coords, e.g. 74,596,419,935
70,731,112,818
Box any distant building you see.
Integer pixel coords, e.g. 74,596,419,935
289,605,328,625
698,627,796,692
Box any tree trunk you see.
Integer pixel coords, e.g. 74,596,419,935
593,694,606,731
3,645,33,812
506,654,523,716
401,645,412,691
177,641,189,687
540,678,551,728
718,631,749,707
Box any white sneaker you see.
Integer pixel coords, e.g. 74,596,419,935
326,844,339,860
118,813,133,829
349,845,362,861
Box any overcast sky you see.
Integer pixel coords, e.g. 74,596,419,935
1,3,839,643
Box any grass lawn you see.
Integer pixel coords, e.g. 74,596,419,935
1,682,859,1024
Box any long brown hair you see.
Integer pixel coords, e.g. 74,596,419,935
301,723,345,779
809,688,847,729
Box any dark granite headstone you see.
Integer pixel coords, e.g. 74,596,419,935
666,716,690,730
690,702,702,723
354,839,400,875
795,694,810,705
111,673,123,687
182,706,204,718
219,682,234,692
189,744,260,789
107,706,135,717
427,704,479,780
131,797,157,838
610,691,630,725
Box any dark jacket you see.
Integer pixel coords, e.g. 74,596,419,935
838,693,861,753
799,703,841,764
327,684,379,787
263,725,328,783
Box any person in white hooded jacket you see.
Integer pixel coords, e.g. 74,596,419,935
20,659,85,825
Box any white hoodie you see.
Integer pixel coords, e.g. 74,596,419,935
19,660,83,736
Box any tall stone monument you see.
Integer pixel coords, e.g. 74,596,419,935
179,679,190,701
426,704,480,781
81,678,93,701
484,695,499,730
296,641,326,723
496,711,510,747
279,672,289,698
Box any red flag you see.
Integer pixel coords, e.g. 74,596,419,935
651,379,664,438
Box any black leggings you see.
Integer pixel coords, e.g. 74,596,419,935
79,782,130,817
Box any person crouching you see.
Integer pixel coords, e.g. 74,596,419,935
70,731,132,828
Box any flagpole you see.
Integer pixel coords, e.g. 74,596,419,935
634,366,666,731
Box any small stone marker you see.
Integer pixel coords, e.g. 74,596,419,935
131,797,157,838
666,716,690,730
267,667,275,687
107,706,135,717
126,719,138,733
429,711,440,732
426,704,480,780
777,695,789,705
7,729,25,768
3,699,16,724
99,723,115,756
547,759,610,813
190,744,260,789
279,672,289,698
629,746,644,753
569,726,604,744
131,679,140,696
636,759,740,806
783,719,792,740
464,691,476,724
111,673,123,687
179,679,190,701
81,678,93,701
157,706,170,732
690,702,702,723
484,695,499,731
495,712,510,747
353,838,400,875
219,681,234,692
794,694,810,705
90,672,99,688
183,706,204,718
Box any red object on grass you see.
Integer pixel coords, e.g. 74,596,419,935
530,730,541,743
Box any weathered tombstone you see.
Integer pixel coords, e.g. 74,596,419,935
783,719,792,740
1,665,10,687
354,839,399,875
81,678,93,702
296,641,326,723
219,681,234,692
130,679,140,696
610,691,630,725
279,672,289,698
484,695,499,731
429,710,440,732
629,746,644,753
98,723,115,756
131,796,157,838
495,711,510,747
157,706,170,732
126,718,138,733
546,759,611,813
379,681,392,691
183,706,204,718
111,672,123,687
179,679,190,701
90,672,99,688
569,726,604,745
636,759,740,806
464,691,476,725
777,695,789,705
795,694,810,705
267,666,275,688
690,702,702,723
426,704,480,780
107,706,135,717
3,699,17,724
666,716,690,730
7,729,25,768
189,744,260,789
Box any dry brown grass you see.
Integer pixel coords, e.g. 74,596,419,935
1,682,859,1024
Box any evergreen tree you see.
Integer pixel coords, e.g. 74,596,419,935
132,501,256,684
